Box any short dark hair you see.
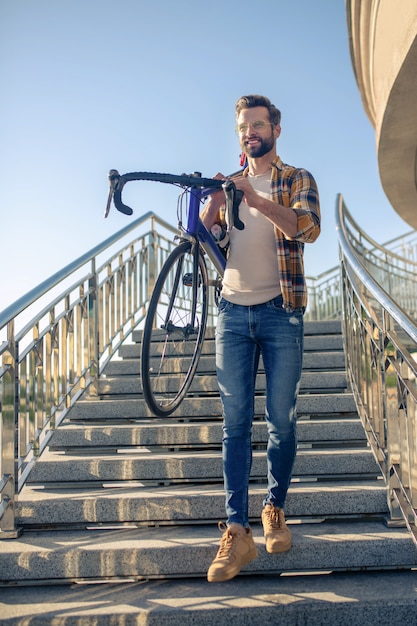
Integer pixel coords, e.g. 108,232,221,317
235,95,281,126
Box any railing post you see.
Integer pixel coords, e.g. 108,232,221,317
147,217,157,303
0,321,22,537
88,259,99,397
306,277,318,321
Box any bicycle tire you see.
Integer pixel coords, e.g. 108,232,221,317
141,240,208,416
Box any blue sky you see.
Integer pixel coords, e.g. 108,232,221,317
0,0,409,310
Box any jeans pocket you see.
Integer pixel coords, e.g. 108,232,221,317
271,296,305,317
218,297,232,313
271,295,284,311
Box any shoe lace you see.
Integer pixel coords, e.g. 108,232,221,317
265,506,283,530
217,522,237,557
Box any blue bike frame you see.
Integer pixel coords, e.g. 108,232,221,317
186,185,227,277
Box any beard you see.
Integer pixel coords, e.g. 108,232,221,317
242,131,275,158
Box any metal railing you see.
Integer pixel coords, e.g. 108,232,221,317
343,210,417,320
336,194,417,543
0,212,182,537
305,225,417,323
305,266,341,321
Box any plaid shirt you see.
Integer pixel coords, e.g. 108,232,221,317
243,156,320,311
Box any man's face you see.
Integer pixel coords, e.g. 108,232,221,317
236,106,280,159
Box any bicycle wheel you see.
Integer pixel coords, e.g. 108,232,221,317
141,240,208,416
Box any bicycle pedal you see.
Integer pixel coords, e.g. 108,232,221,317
182,273,202,287
182,273,193,286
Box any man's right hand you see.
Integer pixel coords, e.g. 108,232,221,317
201,173,227,229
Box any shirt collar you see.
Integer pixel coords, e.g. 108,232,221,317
243,155,283,176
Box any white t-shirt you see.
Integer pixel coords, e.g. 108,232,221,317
221,171,281,305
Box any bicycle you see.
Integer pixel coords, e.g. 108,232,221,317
105,169,244,416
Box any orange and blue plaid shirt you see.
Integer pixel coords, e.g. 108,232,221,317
243,155,321,311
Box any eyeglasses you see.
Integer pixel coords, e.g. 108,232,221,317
235,120,273,135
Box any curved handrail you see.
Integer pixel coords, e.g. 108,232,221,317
335,194,417,341
304,217,417,322
340,200,417,266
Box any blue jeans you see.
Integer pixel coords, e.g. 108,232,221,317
215,295,304,527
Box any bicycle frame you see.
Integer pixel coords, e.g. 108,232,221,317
185,185,227,277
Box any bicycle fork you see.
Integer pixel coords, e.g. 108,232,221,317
162,239,200,339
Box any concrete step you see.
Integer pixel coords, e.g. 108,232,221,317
8,314,409,602
1,521,416,585
301,319,343,335
131,319,344,344
98,370,349,396
119,334,344,360
2,570,417,625
104,351,347,376
27,448,380,484
48,418,366,449
67,392,358,420
18,481,388,527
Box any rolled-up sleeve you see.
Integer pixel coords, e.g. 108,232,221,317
271,158,321,311
290,169,321,243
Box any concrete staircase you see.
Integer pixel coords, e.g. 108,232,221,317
2,320,417,624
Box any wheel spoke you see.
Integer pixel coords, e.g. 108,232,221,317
140,242,208,416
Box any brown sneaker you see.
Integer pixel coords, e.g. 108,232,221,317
207,522,258,582
261,503,292,553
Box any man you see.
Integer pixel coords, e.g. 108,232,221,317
201,95,321,583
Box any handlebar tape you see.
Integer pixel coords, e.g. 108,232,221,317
113,188,134,215
233,189,245,230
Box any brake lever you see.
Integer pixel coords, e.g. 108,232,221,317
104,169,120,218
222,179,245,231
